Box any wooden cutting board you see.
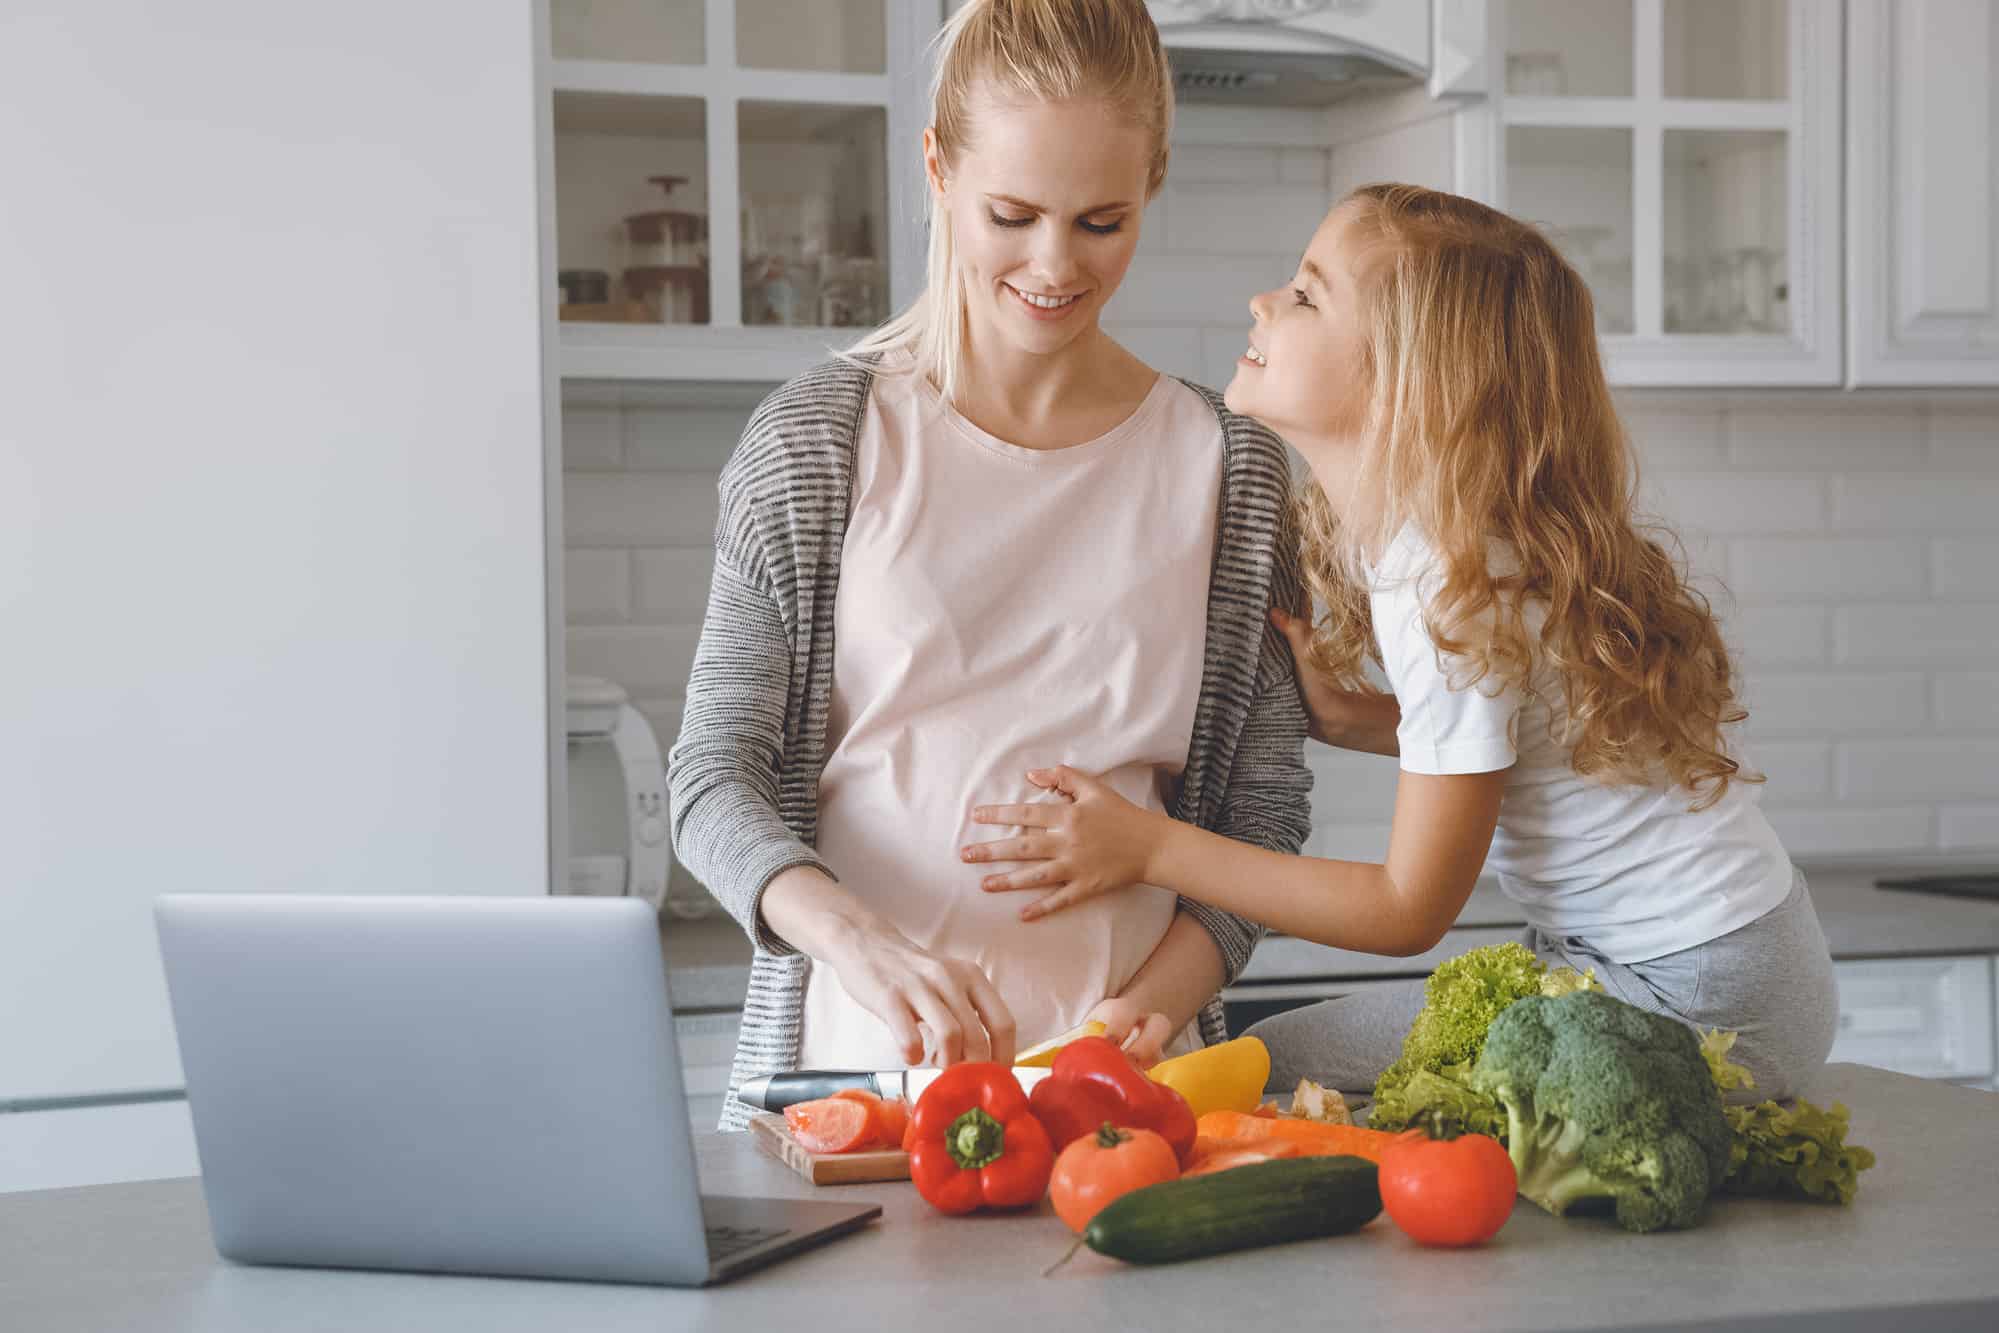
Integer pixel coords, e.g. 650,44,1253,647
748,1113,912,1185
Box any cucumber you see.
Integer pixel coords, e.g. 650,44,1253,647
1083,1156,1381,1265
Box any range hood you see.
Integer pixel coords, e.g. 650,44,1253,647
1152,0,1433,107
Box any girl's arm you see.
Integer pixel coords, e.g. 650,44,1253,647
1081,910,1227,1067
966,765,1506,956
1269,607,1402,756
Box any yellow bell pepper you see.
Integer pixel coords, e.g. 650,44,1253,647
1146,1035,1271,1117
1013,1020,1107,1068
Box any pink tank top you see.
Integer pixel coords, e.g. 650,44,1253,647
798,366,1223,1067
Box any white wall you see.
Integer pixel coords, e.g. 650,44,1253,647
0,0,553,1156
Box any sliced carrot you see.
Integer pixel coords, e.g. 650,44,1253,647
1194,1110,1399,1164
784,1097,876,1154
1182,1142,1301,1178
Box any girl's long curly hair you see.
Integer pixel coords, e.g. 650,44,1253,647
1301,184,1753,809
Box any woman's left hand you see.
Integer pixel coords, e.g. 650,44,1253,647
961,765,1161,921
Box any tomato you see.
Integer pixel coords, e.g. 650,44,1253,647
1378,1129,1517,1247
830,1088,910,1151
1048,1123,1181,1233
783,1097,876,1154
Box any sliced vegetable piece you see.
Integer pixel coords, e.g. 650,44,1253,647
1015,1019,1109,1068
784,1096,876,1154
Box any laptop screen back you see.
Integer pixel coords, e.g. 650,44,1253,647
155,894,709,1285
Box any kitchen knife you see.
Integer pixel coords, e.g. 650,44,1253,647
735,1066,1054,1113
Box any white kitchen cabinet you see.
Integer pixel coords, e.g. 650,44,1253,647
1846,0,1999,387
1451,0,1842,386
548,0,941,382
1827,955,1997,1085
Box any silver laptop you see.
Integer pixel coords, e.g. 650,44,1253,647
154,893,879,1286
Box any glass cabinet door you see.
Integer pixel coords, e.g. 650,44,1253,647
544,0,928,379
1487,0,1839,385
553,93,709,326
739,102,889,329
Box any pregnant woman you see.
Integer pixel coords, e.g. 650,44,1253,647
668,0,1314,1128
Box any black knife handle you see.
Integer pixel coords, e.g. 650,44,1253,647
742,1071,882,1112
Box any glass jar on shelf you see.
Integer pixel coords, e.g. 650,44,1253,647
621,174,708,324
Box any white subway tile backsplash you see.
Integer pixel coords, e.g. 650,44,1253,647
1165,185,1331,257
624,407,753,472
1940,805,1999,852
1167,144,1283,185
1307,750,1399,820
564,472,718,549
1932,539,1999,601
1724,408,1926,470
1198,328,1254,392
565,625,702,699
633,547,716,623
1107,254,1298,324
1935,673,1999,730
1621,406,1727,471
1835,604,1999,665
562,405,623,469
1925,410,1999,468
1742,741,1833,803
1278,147,1329,188
562,549,629,625
1726,606,1829,666
1838,739,1999,802
1743,673,1928,735
1835,477,1999,531
1766,807,1934,857
1646,476,1826,535
1726,539,1926,603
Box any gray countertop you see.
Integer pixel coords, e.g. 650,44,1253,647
662,863,1999,1009
2,1064,1993,1332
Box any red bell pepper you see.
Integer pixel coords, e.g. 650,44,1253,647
1027,1035,1198,1165
907,1063,1055,1214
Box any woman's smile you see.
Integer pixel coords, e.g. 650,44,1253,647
1004,281,1087,319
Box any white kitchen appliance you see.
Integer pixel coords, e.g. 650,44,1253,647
563,674,674,911
1152,0,1435,106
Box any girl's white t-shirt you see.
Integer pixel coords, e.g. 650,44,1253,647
1372,525,1793,963
798,367,1222,1068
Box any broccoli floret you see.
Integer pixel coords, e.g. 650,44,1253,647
1369,942,1547,1131
1470,990,1733,1233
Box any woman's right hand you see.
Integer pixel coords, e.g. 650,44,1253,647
819,920,1018,1068
758,866,1017,1067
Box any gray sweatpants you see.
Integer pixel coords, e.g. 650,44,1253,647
1246,867,1839,1104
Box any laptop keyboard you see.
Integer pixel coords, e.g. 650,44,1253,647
706,1223,789,1261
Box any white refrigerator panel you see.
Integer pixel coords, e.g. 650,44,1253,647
0,0,553,1104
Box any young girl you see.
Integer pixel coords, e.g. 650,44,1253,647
963,184,1838,1101
670,0,1312,1129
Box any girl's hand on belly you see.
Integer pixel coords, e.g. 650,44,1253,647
1083,996,1173,1070
962,765,1167,921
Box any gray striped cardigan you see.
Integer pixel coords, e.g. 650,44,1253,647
668,357,1315,1130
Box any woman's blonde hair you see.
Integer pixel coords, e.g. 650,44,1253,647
844,0,1173,404
1302,183,1754,809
